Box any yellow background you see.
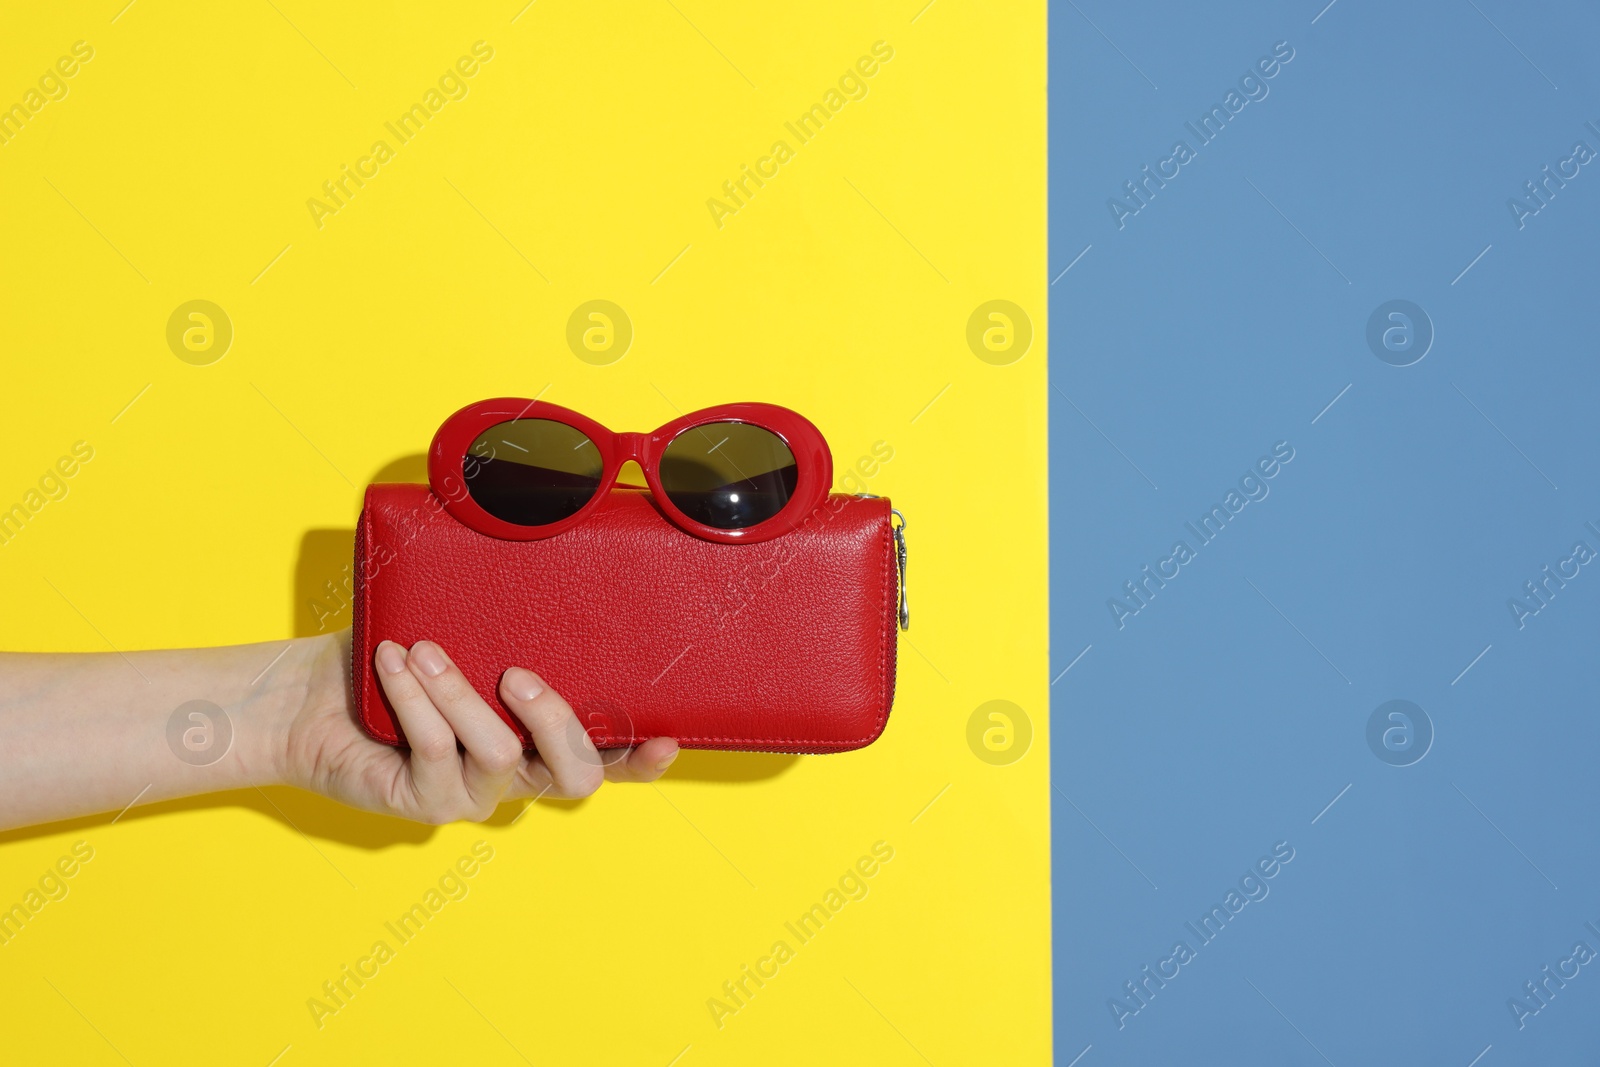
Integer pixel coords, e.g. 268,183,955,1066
0,2,1048,1063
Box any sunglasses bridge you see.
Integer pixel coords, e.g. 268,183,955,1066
611,431,653,461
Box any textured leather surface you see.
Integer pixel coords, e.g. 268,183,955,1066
354,485,898,753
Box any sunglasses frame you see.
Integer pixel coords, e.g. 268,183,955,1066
428,398,833,544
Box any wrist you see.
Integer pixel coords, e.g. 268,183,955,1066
238,631,347,790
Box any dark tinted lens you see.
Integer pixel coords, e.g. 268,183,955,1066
464,419,602,527
659,422,797,530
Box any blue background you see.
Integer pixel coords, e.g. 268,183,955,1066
1048,1,1600,1063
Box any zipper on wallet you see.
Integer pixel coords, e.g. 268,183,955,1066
891,509,909,630
858,494,909,630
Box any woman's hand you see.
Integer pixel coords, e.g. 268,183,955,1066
0,628,678,832
280,632,680,824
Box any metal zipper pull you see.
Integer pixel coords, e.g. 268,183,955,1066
891,508,909,631
858,495,909,631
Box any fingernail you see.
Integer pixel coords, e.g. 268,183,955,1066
409,641,448,677
376,641,407,675
504,666,543,702
655,746,680,772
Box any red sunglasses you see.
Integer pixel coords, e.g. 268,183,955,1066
428,399,833,544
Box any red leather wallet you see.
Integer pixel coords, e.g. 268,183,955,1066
353,485,903,753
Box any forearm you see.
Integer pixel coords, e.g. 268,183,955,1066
0,634,330,831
